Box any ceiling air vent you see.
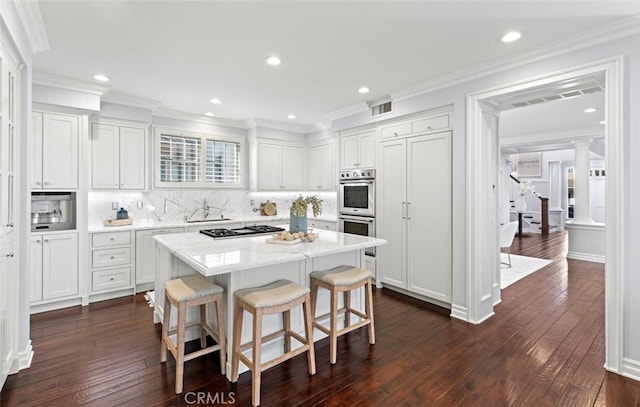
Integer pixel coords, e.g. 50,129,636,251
371,101,392,116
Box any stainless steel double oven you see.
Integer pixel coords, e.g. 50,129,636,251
339,169,376,256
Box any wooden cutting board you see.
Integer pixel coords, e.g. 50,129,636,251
260,201,277,216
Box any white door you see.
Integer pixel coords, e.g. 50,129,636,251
406,132,452,302
340,134,358,169
42,233,78,300
378,139,407,288
92,123,119,189
280,145,305,189
31,112,43,188
42,114,79,189
257,143,282,190
119,126,146,189
357,132,376,168
318,142,336,190
135,228,183,285
29,235,43,303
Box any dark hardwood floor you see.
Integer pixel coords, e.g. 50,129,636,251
2,231,639,406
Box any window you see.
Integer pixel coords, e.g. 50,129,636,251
155,128,243,188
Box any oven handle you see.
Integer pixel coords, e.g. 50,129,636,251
339,215,375,223
339,181,374,186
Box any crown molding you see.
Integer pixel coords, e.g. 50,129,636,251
12,0,49,53
33,71,109,95
390,15,640,103
101,92,162,110
324,102,369,122
152,107,250,129
247,118,311,134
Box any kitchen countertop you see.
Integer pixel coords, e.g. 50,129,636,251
154,229,386,277
87,214,337,233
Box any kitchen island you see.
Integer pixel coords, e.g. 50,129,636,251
153,228,386,378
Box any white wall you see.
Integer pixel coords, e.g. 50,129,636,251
332,33,640,373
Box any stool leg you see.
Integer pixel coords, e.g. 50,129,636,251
310,278,319,319
329,287,338,365
365,279,375,345
252,309,263,407
283,309,291,353
199,304,207,348
160,293,171,363
302,296,316,375
214,297,226,375
343,290,351,328
175,303,187,394
230,301,243,383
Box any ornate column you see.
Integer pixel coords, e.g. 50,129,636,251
572,139,593,223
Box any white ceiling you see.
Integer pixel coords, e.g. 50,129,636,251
33,1,640,129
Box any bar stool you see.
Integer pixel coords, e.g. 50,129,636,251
230,279,316,407
310,265,375,364
160,274,226,394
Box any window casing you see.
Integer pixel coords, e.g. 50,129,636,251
154,128,244,188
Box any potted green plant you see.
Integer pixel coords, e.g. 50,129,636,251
289,195,323,233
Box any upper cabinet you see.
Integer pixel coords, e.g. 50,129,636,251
91,123,147,190
379,112,451,140
257,141,305,190
306,140,336,191
32,112,79,189
339,130,375,170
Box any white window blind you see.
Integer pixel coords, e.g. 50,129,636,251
159,134,201,183
205,140,241,184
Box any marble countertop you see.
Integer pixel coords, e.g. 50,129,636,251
154,229,386,277
87,214,337,233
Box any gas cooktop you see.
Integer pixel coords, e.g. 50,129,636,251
199,225,285,239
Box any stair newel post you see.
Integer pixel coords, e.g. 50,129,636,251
539,196,549,236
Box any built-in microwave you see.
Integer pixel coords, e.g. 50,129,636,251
339,214,376,256
339,169,375,217
31,192,76,232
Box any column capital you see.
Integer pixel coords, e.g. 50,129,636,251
573,139,593,149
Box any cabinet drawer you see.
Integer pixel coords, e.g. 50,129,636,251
381,122,412,139
93,231,131,247
92,267,131,291
412,114,450,134
92,247,131,268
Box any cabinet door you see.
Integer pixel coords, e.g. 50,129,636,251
406,133,451,303
281,145,305,189
42,114,79,189
91,123,120,189
135,228,183,285
357,132,376,168
257,143,283,190
31,112,43,188
42,232,78,300
340,134,358,170
378,139,407,288
119,126,146,189
318,142,336,190
29,235,43,302
306,145,321,190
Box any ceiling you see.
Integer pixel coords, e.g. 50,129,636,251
33,1,640,129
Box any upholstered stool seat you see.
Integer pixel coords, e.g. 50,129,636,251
161,274,226,394
231,279,316,406
310,265,375,364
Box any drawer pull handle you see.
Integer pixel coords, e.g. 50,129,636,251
110,256,115,259
110,277,115,281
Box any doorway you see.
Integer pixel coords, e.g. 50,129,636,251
466,57,622,373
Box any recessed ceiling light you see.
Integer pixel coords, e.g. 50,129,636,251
287,114,296,119
584,107,598,113
93,74,110,82
210,98,222,104
501,31,522,43
266,56,282,66
358,86,370,94
205,112,215,117
600,120,606,125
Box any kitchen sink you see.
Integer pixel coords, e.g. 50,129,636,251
186,218,232,223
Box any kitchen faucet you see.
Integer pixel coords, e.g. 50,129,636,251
203,198,210,219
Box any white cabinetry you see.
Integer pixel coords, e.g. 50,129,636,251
135,227,184,286
308,219,336,231
257,141,305,190
30,232,78,304
31,112,79,189
340,130,375,170
306,141,336,190
92,123,146,190
378,131,452,304
380,113,450,140
90,231,133,294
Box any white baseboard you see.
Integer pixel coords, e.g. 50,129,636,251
622,357,640,382
450,303,468,322
566,251,606,263
18,340,34,371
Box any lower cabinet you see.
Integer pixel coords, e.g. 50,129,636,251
135,227,185,286
30,231,78,303
308,219,337,231
90,230,133,295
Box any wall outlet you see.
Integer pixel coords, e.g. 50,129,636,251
112,202,119,210
137,200,144,209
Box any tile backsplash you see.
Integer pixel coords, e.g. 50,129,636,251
88,190,337,225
